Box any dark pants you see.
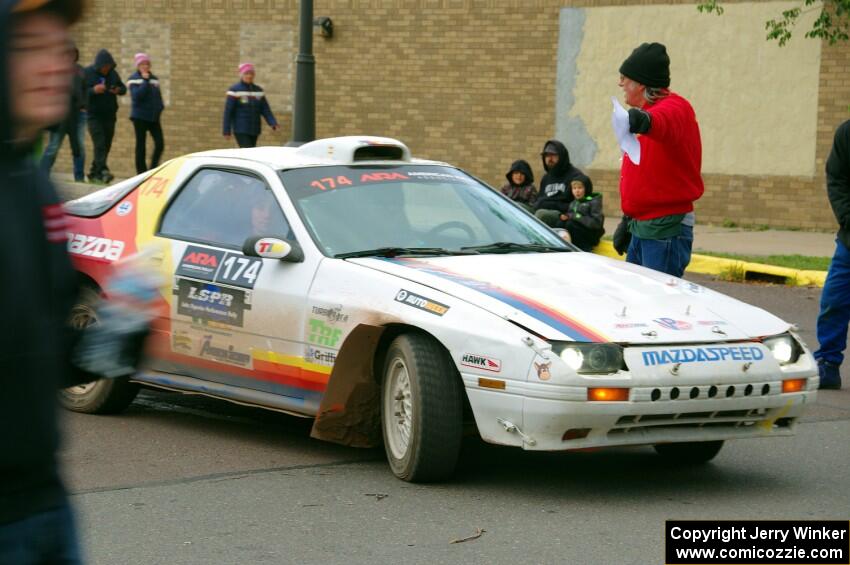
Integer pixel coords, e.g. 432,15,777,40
564,220,603,252
626,223,694,278
132,119,164,174
41,111,86,180
815,239,850,366
88,115,116,180
235,133,258,148
0,502,82,565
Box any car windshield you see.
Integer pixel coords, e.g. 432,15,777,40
278,165,571,257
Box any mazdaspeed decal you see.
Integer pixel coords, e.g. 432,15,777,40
642,346,765,367
461,353,502,372
394,289,450,316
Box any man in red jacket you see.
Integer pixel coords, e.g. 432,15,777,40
616,42,704,277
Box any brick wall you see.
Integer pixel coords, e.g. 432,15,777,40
56,0,850,230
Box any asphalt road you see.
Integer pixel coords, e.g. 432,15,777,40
60,275,849,565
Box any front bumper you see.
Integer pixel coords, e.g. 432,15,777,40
464,374,818,451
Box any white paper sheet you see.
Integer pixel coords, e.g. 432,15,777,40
611,96,641,165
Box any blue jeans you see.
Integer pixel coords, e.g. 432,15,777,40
626,223,694,278
41,111,87,181
815,239,850,365
0,502,82,565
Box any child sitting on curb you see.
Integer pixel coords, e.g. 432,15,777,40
500,160,537,212
563,179,604,251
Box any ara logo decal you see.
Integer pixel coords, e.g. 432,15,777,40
642,346,765,367
184,252,219,267
175,246,225,281
653,318,692,331
360,172,408,182
66,233,125,262
461,353,502,372
115,201,133,216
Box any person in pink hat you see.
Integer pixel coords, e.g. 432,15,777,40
222,62,278,148
127,52,164,174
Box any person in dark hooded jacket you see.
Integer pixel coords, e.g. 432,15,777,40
563,178,605,251
499,159,537,212
84,47,125,182
533,139,593,227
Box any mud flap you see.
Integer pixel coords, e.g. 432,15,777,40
310,324,386,447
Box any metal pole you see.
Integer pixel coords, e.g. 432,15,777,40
287,0,315,146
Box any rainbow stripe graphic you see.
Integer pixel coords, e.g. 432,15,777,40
388,258,609,342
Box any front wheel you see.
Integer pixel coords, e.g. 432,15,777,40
653,440,724,464
60,286,140,414
381,333,463,482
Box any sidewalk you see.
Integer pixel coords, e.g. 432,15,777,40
57,176,834,285
599,217,834,286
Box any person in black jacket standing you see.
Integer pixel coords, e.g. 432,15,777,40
84,47,125,182
223,62,279,148
814,120,850,390
128,52,164,174
533,139,593,227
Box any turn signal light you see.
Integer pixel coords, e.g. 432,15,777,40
478,377,506,390
587,387,629,401
781,378,806,393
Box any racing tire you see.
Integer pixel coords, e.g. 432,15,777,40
60,286,140,415
653,440,724,464
381,333,464,482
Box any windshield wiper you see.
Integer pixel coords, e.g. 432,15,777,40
335,247,476,259
461,241,571,254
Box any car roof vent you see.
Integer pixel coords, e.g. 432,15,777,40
296,136,412,164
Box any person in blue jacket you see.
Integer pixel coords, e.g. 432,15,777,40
128,52,164,174
222,62,278,148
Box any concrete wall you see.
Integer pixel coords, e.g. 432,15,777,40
57,0,850,230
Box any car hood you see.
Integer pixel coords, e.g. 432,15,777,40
348,253,790,343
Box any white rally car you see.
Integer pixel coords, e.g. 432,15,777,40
64,136,817,482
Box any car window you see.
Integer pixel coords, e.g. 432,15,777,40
279,165,567,257
160,169,292,249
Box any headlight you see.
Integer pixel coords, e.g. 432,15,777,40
763,333,802,365
551,342,625,374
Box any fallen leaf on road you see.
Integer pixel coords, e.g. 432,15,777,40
364,493,389,501
450,528,485,544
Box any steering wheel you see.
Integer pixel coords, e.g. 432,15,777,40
424,221,476,243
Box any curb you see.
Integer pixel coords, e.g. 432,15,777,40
592,240,827,287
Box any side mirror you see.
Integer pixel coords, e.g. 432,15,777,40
242,236,304,263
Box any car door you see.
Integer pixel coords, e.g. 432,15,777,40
153,165,324,413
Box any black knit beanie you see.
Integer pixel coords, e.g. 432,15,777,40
619,42,670,88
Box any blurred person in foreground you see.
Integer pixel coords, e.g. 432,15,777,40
1,1,151,563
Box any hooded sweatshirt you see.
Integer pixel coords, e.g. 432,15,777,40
84,48,126,118
499,159,537,205
1,1,95,525
533,139,592,214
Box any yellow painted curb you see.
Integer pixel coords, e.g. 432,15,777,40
592,240,827,287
